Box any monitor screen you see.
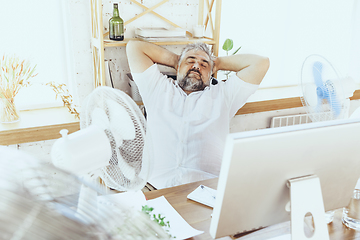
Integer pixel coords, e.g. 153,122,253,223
210,118,360,238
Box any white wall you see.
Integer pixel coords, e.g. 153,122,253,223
62,0,93,105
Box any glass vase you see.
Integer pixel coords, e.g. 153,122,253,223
0,97,20,123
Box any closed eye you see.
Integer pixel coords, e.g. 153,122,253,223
185,56,209,68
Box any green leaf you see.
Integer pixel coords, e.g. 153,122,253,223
222,39,233,51
141,205,154,215
232,46,242,55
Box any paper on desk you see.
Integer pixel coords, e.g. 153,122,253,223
97,193,203,239
187,185,217,208
147,196,204,239
97,190,147,212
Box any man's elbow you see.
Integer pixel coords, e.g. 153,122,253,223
259,56,270,73
126,40,138,53
252,56,270,85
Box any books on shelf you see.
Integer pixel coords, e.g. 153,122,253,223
135,35,189,42
135,27,186,38
135,27,188,42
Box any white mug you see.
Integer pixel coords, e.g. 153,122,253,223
193,25,204,38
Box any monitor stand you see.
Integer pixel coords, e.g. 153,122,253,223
287,175,330,240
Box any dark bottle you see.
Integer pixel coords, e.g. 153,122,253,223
109,3,124,41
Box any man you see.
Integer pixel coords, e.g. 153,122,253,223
126,40,269,189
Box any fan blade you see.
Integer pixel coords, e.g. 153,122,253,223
91,108,110,131
76,184,98,224
330,97,341,117
116,152,136,181
325,81,341,117
312,61,325,88
314,95,323,113
106,99,136,143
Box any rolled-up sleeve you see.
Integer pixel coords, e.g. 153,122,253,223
221,75,259,117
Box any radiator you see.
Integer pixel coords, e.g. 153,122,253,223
270,113,314,128
270,112,338,128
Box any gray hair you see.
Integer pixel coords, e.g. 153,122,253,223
178,42,215,71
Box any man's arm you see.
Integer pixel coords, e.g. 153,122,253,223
213,54,269,85
126,40,179,73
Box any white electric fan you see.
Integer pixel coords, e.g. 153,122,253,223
51,86,151,192
0,146,167,239
300,54,356,123
0,146,162,239
50,87,171,238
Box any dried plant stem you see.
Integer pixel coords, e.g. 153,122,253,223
0,97,19,123
46,82,80,119
1,55,80,121
0,55,37,99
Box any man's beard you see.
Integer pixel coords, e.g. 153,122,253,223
177,69,208,92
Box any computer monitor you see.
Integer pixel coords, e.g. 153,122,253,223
210,118,360,239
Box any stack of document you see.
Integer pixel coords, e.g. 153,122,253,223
135,27,188,42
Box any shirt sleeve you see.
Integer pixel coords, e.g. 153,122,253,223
222,74,259,117
131,64,171,107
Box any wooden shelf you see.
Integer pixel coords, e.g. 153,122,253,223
103,37,216,47
0,107,80,145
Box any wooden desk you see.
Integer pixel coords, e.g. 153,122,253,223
144,178,360,240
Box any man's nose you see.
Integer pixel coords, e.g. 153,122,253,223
192,62,200,69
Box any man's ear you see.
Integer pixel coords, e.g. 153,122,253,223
175,55,180,71
212,57,218,73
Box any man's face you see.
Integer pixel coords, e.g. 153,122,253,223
177,49,212,93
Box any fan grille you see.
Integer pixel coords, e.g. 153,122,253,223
80,86,149,191
300,54,347,122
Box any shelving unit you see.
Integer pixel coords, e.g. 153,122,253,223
90,0,222,88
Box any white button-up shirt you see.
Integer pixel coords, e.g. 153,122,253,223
132,64,258,189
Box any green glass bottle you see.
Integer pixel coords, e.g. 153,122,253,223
109,3,124,41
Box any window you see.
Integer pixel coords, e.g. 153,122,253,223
218,0,359,102
0,0,76,110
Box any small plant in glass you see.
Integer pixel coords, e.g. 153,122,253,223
0,55,37,123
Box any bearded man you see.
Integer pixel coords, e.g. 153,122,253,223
126,40,269,189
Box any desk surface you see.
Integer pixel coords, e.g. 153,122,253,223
144,178,360,240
